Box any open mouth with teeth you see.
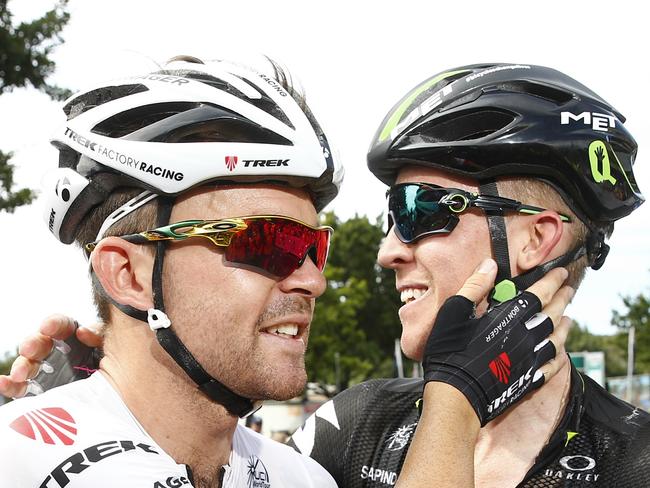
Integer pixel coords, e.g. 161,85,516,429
400,288,428,304
263,324,300,338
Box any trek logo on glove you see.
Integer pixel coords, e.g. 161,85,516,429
487,367,534,415
423,291,556,425
488,352,511,384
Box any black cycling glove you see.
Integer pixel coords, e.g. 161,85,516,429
423,291,556,425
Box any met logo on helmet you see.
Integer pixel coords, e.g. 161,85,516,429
378,69,470,142
560,111,616,132
388,84,454,141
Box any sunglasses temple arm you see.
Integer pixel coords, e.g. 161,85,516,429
472,195,571,222
122,233,165,245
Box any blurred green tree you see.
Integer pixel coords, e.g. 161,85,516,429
0,0,70,212
306,212,407,392
612,292,650,374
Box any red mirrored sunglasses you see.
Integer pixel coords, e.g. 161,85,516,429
85,215,332,278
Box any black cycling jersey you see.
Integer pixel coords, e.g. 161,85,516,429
288,364,650,487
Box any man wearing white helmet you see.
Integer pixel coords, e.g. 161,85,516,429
0,55,342,487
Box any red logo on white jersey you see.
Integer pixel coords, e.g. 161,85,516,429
225,156,238,171
10,407,77,445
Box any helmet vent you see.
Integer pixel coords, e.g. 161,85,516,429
92,102,291,146
158,69,294,130
416,109,515,142
236,76,294,130
91,102,202,138
63,84,149,120
497,81,573,104
169,118,291,145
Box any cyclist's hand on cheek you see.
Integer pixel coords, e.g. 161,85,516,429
0,315,103,398
423,259,573,425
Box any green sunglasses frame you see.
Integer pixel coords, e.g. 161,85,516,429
387,183,572,244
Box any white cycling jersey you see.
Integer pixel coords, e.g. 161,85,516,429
0,372,337,488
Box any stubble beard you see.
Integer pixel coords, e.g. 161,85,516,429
170,293,312,402
237,295,312,401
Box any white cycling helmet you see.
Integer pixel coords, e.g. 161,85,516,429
41,56,344,418
44,56,343,243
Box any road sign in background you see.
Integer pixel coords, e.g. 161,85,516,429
569,351,606,387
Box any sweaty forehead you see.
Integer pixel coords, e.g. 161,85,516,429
171,184,318,224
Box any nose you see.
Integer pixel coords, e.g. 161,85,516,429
377,227,414,270
279,254,327,298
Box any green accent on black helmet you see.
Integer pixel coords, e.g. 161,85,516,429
368,63,644,224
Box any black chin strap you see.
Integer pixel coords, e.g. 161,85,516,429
510,244,586,291
102,196,260,418
479,181,517,303
148,197,261,418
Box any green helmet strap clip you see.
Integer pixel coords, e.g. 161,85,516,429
492,280,518,303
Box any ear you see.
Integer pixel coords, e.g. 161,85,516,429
90,237,154,312
511,211,565,273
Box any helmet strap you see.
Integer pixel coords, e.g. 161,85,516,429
510,244,586,292
147,196,261,418
91,195,260,418
479,181,514,301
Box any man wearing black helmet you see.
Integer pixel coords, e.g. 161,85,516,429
288,63,650,487
3,63,649,487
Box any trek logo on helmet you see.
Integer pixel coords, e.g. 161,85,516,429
63,128,185,182
48,209,57,233
243,159,290,168
225,155,239,172
560,111,616,132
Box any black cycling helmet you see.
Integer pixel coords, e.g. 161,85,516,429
369,63,644,301
368,63,643,225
